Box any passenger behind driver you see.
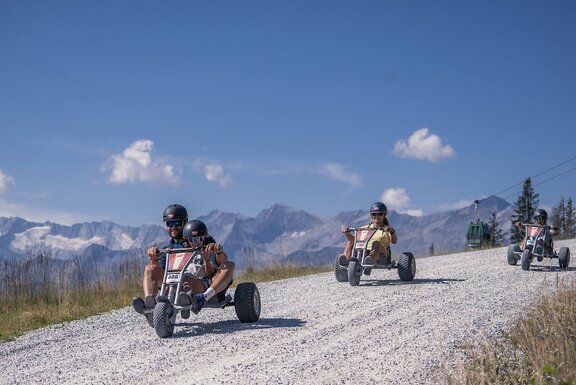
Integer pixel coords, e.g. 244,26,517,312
177,220,235,314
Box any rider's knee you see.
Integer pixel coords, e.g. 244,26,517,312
221,260,235,269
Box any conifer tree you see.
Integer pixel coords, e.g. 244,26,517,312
510,177,539,243
565,198,575,238
488,211,504,247
429,243,435,256
551,196,566,239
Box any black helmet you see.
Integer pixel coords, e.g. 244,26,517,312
370,202,387,214
162,204,188,222
533,208,548,223
183,219,208,238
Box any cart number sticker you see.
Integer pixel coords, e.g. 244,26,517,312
166,273,179,283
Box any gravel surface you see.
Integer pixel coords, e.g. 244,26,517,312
1,239,575,385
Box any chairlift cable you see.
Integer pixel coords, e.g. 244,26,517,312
501,166,576,201
492,155,576,199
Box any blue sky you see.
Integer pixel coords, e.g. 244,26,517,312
1,1,575,226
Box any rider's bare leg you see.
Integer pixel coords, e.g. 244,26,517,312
183,276,208,294
343,240,353,260
182,261,235,300
143,261,164,297
369,241,390,264
205,261,235,300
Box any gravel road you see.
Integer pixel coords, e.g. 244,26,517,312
1,239,574,385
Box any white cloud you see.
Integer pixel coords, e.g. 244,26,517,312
405,209,424,217
104,139,180,185
437,198,477,211
204,163,233,187
319,163,362,190
0,169,15,196
393,128,455,162
380,187,423,217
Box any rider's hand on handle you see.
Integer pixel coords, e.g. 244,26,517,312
341,226,354,241
384,225,396,234
205,243,224,255
147,246,160,262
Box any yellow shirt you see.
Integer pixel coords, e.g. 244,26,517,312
359,223,392,250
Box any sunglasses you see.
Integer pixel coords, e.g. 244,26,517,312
371,212,384,217
166,220,184,228
187,236,205,243
535,216,546,222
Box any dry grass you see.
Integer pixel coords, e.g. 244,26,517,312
0,252,144,341
447,278,576,385
234,263,332,285
0,253,331,341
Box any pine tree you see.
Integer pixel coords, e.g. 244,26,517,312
510,177,539,243
551,196,566,239
488,211,504,247
429,243,435,256
565,198,575,238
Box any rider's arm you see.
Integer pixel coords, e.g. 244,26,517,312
389,228,398,244
215,249,229,266
549,225,559,235
341,226,354,241
203,242,227,275
148,246,163,267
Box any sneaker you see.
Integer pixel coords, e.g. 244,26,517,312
144,295,156,309
191,294,206,315
177,291,192,306
364,268,372,276
132,297,145,314
338,254,349,266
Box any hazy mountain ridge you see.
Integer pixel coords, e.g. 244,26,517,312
0,196,514,269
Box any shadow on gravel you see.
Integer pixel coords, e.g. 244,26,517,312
360,277,465,286
525,265,576,273
170,317,306,338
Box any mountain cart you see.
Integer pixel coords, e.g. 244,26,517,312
334,227,416,286
507,223,570,271
147,246,261,338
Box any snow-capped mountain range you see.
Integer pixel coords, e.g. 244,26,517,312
0,196,514,269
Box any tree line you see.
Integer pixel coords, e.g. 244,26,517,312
485,177,575,247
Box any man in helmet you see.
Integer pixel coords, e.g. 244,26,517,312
177,219,235,314
339,201,398,267
132,204,190,321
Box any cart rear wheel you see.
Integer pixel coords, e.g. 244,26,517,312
397,252,416,281
234,282,261,323
507,245,518,265
558,247,570,270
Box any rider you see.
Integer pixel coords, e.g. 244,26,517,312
177,219,235,314
132,204,190,319
515,208,559,254
339,201,398,266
